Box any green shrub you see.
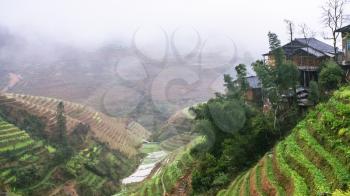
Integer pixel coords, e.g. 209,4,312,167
319,60,344,92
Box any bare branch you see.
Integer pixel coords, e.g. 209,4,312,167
284,19,295,42
321,0,346,56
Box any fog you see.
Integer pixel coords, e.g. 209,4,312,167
0,0,349,130
0,0,345,59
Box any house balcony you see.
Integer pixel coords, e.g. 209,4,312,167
297,65,319,71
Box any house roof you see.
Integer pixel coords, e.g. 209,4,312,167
294,38,335,54
246,76,261,89
335,24,350,32
263,38,336,58
295,47,328,58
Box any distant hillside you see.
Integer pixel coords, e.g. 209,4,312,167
157,107,197,152
217,87,350,196
0,93,152,195
0,118,142,195
0,93,150,157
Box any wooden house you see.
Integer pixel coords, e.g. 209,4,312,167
263,38,336,87
234,76,262,105
335,25,350,79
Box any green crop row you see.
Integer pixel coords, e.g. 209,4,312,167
308,123,350,170
0,128,19,135
255,163,266,196
284,133,330,194
0,124,14,130
297,128,350,188
0,135,31,146
220,173,244,196
243,171,251,196
234,171,249,196
0,131,27,139
265,155,285,196
275,142,309,196
224,172,245,196
305,100,350,168
0,139,34,153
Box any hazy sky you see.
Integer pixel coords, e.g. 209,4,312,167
0,0,348,59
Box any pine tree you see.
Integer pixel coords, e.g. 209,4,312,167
235,64,249,96
56,101,67,145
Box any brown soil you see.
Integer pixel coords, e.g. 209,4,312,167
261,157,277,196
272,148,294,196
166,171,192,196
63,181,78,196
249,166,260,196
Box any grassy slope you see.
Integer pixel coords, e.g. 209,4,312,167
218,86,350,196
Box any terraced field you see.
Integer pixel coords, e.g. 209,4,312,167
118,136,206,196
0,118,53,191
0,93,150,157
218,86,350,196
160,132,196,152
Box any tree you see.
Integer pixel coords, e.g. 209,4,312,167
319,60,344,91
254,33,299,128
235,64,249,96
223,74,240,100
309,80,320,104
284,19,295,42
299,23,316,40
208,100,246,134
268,32,285,66
322,0,346,56
276,61,299,92
56,101,67,145
268,32,281,50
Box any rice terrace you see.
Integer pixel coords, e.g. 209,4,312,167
0,0,350,195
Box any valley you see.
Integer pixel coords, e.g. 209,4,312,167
0,1,350,195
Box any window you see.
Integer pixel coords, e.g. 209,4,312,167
347,40,350,51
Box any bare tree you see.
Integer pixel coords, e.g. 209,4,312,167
284,19,295,42
322,0,346,56
299,24,316,41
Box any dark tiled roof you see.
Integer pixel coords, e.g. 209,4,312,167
294,38,335,54
281,41,305,56
264,38,335,57
296,47,329,58
335,24,350,32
